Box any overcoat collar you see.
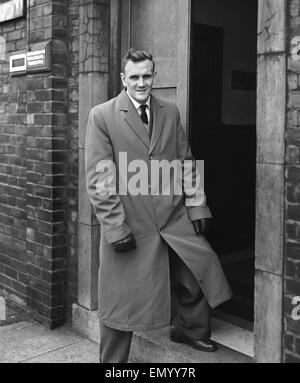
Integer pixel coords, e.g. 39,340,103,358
118,90,165,154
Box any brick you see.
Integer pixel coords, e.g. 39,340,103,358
287,205,300,221
284,334,295,353
27,217,65,235
27,285,65,306
286,242,300,260
27,297,65,320
285,353,300,363
27,102,44,114
286,222,300,240
18,271,28,285
4,265,17,280
27,78,45,90
29,275,65,296
34,255,66,271
44,77,67,89
295,338,300,354
285,259,297,279
29,30,46,44
7,30,22,41
285,279,300,295
35,89,53,101
34,114,54,125
27,148,52,162
26,240,43,256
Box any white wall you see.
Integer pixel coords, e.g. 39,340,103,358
193,0,257,125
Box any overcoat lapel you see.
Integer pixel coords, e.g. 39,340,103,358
118,90,150,149
149,96,165,155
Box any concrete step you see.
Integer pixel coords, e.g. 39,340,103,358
72,305,253,363
129,324,252,363
210,317,253,357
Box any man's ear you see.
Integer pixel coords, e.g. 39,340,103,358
120,72,126,87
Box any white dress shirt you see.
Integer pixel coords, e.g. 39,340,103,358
127,91,151,134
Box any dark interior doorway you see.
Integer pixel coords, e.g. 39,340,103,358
189,2,257,324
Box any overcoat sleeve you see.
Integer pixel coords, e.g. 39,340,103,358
85,107,132,244
175,106,213,221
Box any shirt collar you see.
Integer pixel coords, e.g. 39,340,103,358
126,90,151,111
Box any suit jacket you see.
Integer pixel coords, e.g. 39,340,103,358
85,90,232,331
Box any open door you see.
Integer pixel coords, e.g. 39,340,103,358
190,0,257,326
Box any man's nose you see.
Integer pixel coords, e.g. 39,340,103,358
137,77,145,87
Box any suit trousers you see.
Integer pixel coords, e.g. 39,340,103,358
99,246,211,363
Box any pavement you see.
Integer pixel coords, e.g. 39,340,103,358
0,298,253,364
0,320,100,363
0,298,99,363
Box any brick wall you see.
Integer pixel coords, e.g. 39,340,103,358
0,0,74,329
0,14,27,306
0,0,80,327
284,0,300,363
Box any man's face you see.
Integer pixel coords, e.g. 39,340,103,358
121,59,155,104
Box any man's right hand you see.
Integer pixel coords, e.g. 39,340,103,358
112,233,137,253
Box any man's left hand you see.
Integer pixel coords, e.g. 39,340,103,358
192,218,213,236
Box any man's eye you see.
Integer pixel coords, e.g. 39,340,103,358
143,75,152,80
130,76,139,80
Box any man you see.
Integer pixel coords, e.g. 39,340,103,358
85,49,232,363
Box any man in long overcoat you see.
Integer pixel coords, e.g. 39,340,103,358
85,49,232,363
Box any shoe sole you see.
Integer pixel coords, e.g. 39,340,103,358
170,333,218,353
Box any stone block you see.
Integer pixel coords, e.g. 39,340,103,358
72,303,100,344
257,0,286,54
257,54,286,164
78,147,99,226
256,163,284,275
78,223,100,310
79,72,108,149
254,270,282,363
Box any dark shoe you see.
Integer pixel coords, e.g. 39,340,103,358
170,327,218,352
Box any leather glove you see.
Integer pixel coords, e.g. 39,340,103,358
192,218,213,236
112,233,137,253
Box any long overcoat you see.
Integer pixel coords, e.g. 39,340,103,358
85,90,232,331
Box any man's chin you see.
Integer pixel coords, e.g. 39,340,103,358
134,93,149,103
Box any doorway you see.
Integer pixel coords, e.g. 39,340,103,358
189,0,258,325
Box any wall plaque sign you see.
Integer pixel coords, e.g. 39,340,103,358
9,42,51,76
26,42,51,73
0,0,25,24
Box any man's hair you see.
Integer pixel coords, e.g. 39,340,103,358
121,48,155,74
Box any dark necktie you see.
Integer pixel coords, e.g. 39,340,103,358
140,104,148,125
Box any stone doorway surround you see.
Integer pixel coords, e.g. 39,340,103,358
72,0,110,342
255,0,286,363
73,0,287,363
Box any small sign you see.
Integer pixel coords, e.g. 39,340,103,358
26,42,51,73
9,42,51,76
0,0,25,24
9,51,26,75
